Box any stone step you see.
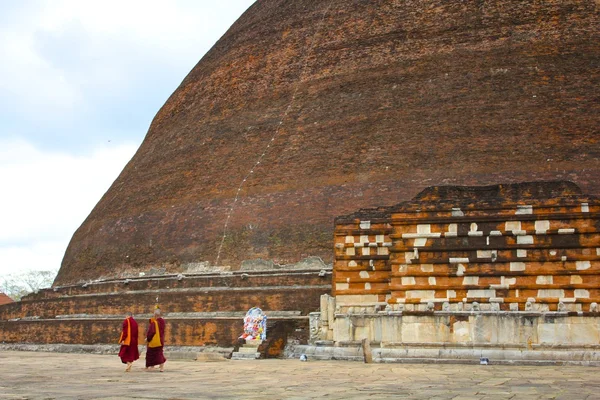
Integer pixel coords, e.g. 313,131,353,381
54,311,303,320
231,352,260,360
238,346,261,353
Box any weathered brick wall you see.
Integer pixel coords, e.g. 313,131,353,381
26,270,329,300
56,0,600,286
390,197,600,312
0,269,326,350
333,182,600,313
0,317,309,348
0,287,326,321
333,215,392,310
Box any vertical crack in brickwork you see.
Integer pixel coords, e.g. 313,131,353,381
215,0,336,266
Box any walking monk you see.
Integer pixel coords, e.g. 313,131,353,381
118,311,139,372
146,308,167,372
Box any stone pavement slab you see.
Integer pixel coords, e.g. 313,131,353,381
1,351,600,399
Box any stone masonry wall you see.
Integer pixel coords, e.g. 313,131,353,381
333,182,600,313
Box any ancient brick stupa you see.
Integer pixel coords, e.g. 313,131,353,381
54,0,599,286
1,1,598,359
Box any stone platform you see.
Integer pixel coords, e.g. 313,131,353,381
0,268,331,357
1,350,599,399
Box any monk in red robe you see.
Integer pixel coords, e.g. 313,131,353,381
145,308,167,372
118,311,139,372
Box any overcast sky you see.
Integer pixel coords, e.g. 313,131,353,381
0,0,255,278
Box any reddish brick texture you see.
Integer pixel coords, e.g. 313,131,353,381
0,270,326,351
0,293,13,306
0,318,309,349
334,181,600,312
55,1,599,285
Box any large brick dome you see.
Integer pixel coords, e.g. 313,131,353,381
55,0,599,285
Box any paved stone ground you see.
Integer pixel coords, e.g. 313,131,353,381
1,351,600,399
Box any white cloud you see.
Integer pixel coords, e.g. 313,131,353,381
0,138,137,276
0,1,256,280
0,0,256,133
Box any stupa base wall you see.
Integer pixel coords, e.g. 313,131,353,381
304,311,600,364
0,316,309,357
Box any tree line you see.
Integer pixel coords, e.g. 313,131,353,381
0,270,57,301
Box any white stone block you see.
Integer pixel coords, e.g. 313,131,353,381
570,275,582,284
360,220,371,229
558,228,575,234
535,220,550,232
361,247,371,256
360,235,369,243
335,294,379,305
512,230,527,236
490,230,502,236
428,277,437,285
346,247,355,256
517,249,527,258
348,260,357,267
402,233,441,238
365,282,372,290
467,289,496,298
336,283,349,291
420,264,434,273
417,224,431,234
405,290,436,299
517,235,534,245
576,261,591,270
515,205,533,215
501,277,516,285
477,250,492,258
470,223,478,232
581,203,589,213
538,289,565,298
505,221,521,231
463,276,479,285
451,208,464,217
448,223,457,233
345,236,355,243
575,290,590,298
445,232,458,237
376,235,384,243
450,257,469,264
468,231,483,237
510,262,526,271
447,290,457,298
401,277,416,286
536,275,553,285
490,284,509,289
456,264,466,276
359,271,370,279
414,238,428,247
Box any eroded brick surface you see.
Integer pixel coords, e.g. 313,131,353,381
56,1,600,286
334,181,600,312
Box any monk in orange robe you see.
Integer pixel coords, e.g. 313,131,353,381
145,308,167,372
118,311,139,372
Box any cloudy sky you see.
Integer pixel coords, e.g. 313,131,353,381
0,0,255,278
